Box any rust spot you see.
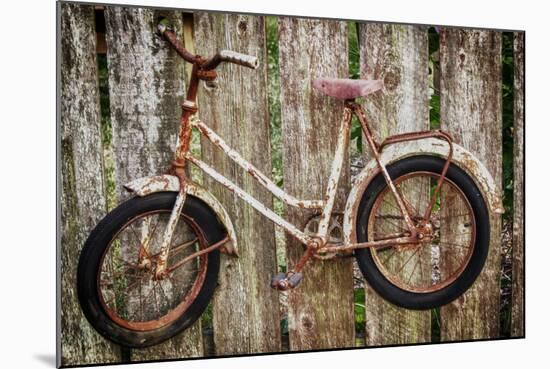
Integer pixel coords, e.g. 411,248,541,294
461,156,478,172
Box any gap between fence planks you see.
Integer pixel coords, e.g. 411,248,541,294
278,17,355,350
439,29,503,340
358,23,432,346
104,6,204,360
193,12,282,355
59,3,121,366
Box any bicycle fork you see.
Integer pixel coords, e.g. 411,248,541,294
151,187,188,279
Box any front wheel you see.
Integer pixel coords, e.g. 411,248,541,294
77,192,224,348
354,155,490,309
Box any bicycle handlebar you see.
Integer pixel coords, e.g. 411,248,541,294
158,23,259,70
201,50,259,70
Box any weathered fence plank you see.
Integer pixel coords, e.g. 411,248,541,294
59,3,121,366
358,23,432,345
278,17,355,350
511,32,525,338
194,13,282,355
104,6,204,360
439,29,502,340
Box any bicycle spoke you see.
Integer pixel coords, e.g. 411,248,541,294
140,216,160,253
153,238,198,260
119,272,150,294
382,198,406,216
98,210,210,328
406,256,421,284
105,265,138,280
380,248,398,266
143,281,157,305
128,222,143,248
395,247,421,276
375,215,408,233
369,171,475,293
437,213,471,220
114,255,139,269
396,184,419,217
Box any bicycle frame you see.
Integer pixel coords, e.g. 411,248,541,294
182,102,453,250
150,45,454,276
186,108,350,246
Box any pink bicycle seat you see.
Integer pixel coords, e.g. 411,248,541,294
312,78,384,100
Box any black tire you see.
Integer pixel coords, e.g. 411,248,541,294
355,155,490,309
77,192,224,348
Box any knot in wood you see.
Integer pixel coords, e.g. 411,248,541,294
383,69,401,92
238,20,248,34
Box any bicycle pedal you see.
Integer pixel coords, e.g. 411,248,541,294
286,272,303,288
270,272,286,289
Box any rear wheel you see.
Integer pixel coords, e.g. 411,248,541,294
77,192,223,347
354,155,490,309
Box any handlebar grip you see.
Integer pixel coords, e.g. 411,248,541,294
157,23,169,34
158,23,258,71
218,50,259,69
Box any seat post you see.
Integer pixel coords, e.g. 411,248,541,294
348,101,379,151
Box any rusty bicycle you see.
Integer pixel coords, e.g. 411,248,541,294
77,22,504,348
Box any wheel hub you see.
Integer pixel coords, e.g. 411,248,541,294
395,220,434,252
416,221,434,243
137,253,169,281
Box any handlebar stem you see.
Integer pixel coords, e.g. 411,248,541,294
159,27,200,64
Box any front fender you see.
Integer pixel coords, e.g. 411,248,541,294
123,175,238,256
343,137,504,246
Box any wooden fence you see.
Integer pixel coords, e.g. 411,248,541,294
59,2,525,366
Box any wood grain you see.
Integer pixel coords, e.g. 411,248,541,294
358,23,432,346
278,17,355,350
104,6,204,360
194,12,282,355
59,3,121,366
439,28,502,340
511,31,525,338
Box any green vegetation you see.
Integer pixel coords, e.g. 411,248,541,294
428,27,441,130
266,16,283,189
348,22,363,155
501,32,515,217
354,288,366,334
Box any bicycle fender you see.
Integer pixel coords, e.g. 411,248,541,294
123,175,238,256
342,137,504,246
